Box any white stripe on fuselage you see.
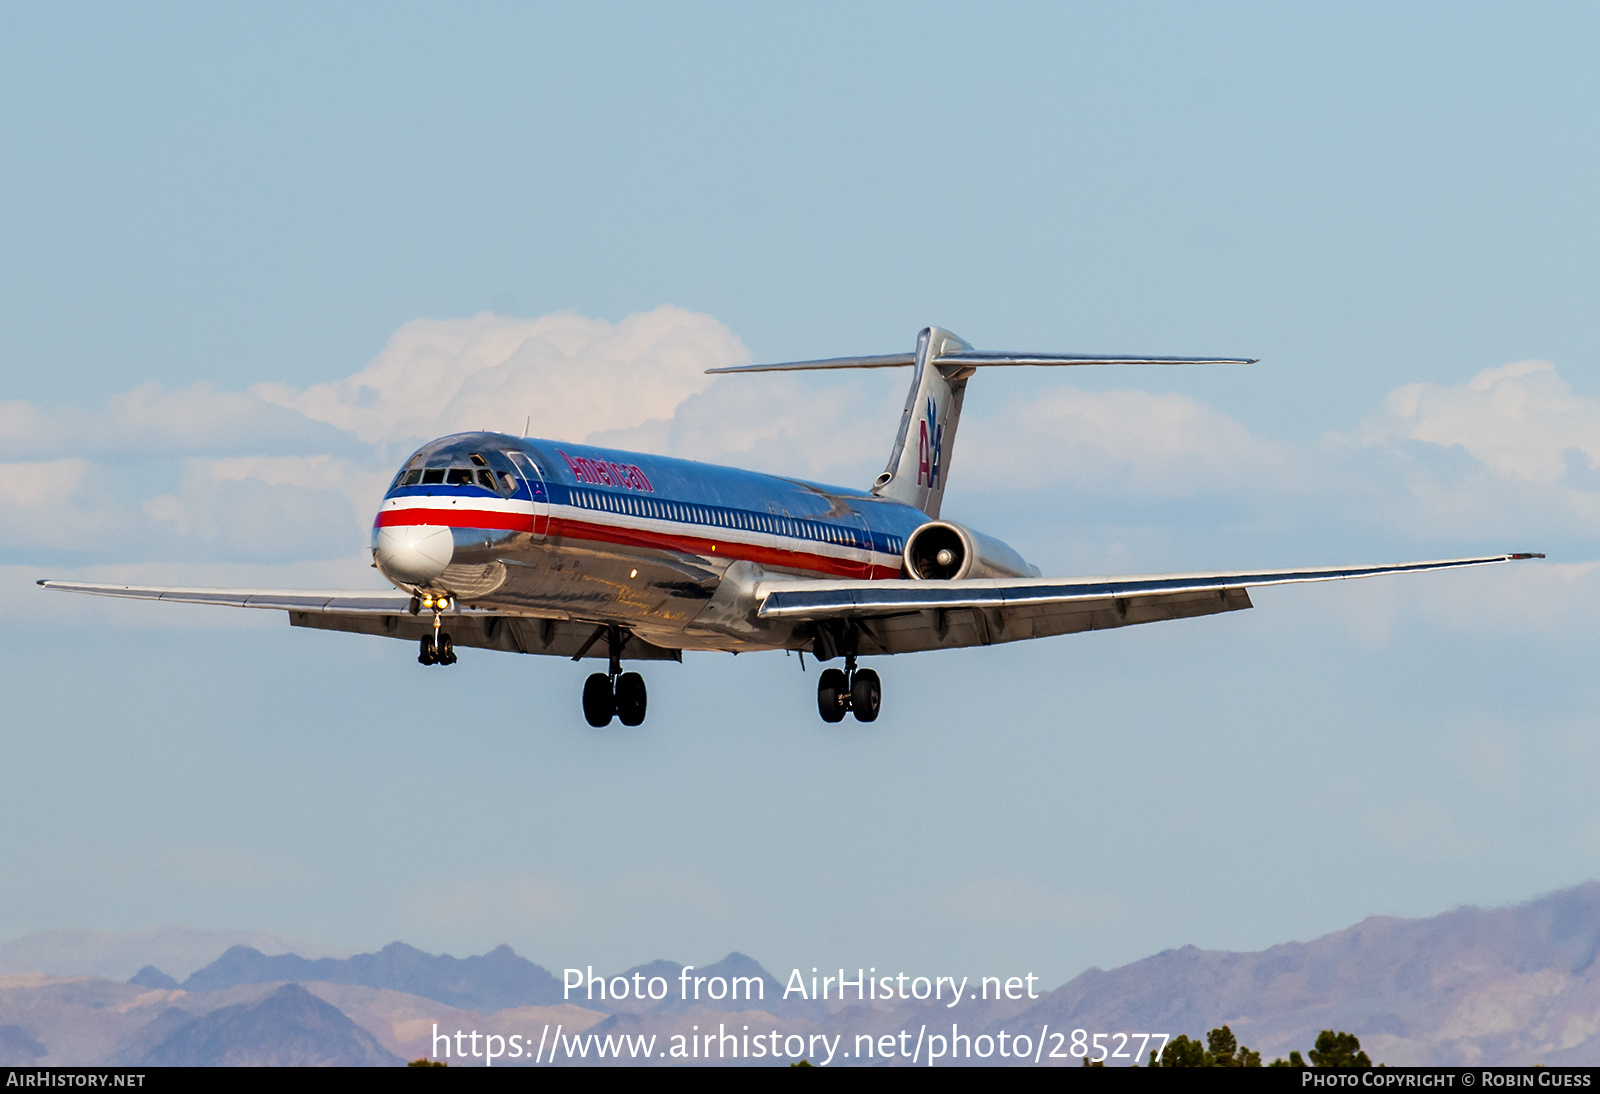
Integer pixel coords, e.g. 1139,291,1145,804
380,495,537,515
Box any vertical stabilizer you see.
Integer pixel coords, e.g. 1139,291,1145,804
871,326,972,517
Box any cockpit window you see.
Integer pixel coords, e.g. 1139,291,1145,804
397,458,512,492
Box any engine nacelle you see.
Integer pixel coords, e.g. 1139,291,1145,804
902,521,1038,580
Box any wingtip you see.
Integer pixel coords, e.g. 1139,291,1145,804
1508,552,1545,560
35,579,46,586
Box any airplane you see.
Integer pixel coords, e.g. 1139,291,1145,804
40,326,1541,726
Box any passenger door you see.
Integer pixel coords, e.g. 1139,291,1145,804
504,451,549,540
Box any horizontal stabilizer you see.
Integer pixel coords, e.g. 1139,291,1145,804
706,350,1254,374
706,353,915,374
935,351,1258,367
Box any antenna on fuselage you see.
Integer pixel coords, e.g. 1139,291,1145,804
523,415,530,438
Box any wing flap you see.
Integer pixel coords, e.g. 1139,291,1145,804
288,611,682,661
837,587,1253,655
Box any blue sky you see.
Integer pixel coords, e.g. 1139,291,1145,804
4,2,1600,987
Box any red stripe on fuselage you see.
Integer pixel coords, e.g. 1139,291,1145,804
374,508,543,534
546,514,892,580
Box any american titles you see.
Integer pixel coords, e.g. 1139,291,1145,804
559,450,654,492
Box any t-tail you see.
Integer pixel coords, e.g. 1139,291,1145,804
707,327,1256,517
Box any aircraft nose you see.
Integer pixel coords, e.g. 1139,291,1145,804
374,525,454,586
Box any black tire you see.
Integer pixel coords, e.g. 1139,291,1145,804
851,668,881,722
438,633,457,666
582,673,615,727
817,668,848,723
615,672,648,726
418,635,436,665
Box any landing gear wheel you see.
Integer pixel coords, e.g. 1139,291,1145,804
582,673,616,727
418,635,437,665
850,668,881,722
817,668,848,723
437,633,457,666
615,672,648,726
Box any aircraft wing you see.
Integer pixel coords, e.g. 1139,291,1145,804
33,580,685,662
756,553,1542,655
35,581,421,614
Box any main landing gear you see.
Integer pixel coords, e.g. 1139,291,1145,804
817,653,880,724
581,624,647,728
418,606,457,666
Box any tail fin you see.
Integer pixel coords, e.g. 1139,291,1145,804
708,329,1255,517
873,326,970,517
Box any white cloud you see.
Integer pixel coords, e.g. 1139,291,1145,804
0,459,118,548
591,371,899,485
0,306,749,565
202,456,394,523
1371,360,1600,485
959,385,1296,495
0,382,355,462
140,459,361,559
253,306,748,447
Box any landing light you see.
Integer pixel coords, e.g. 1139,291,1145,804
630,569,638,578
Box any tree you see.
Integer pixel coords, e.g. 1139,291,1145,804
1154,1034,1212,1066
1207,1025,1262,1067
1309,1030,1372,1067
1270,1030,1376,1067
1145,1027,1263,1067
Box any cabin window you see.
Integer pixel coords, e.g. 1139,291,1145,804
421,468,445,485
446,468,474,486
469,453,488,467
500,472,518,493
475,469,498,490
397,469,422,487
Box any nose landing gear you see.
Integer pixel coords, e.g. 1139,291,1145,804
817,653,880,723
417,607,457,666
580,624,647,727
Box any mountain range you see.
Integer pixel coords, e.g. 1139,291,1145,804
1,882,1597,1066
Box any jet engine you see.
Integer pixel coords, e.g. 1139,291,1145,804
901,520,1038,581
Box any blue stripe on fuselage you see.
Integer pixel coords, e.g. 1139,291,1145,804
388,432,927,560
